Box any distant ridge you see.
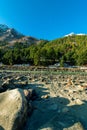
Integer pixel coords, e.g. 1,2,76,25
0,24,87,48
0,24,43,46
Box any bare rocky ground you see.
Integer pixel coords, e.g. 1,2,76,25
0,70,87,130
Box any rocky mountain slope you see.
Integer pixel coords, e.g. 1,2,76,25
0,24,43,46
0,24,87,48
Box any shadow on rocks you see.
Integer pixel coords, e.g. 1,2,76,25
37,96,87,130
27,83,49,98
0,126,4,130
24,83,87,130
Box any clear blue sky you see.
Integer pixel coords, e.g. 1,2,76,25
0,0,87,40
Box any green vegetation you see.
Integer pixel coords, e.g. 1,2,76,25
0,35,87,66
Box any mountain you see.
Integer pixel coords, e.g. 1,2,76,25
44,33,87,47
0,24,43,47
64,32,86,37
0,27,87,66
0,24,87,49
0,24,23,41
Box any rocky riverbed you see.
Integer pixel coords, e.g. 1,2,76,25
0,70,87,130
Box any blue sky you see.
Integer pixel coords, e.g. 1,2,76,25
0,0,87,40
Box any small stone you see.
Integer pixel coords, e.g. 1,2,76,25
41,95,49,99
75,99,83,105
62,107,69,113
40,127,52,130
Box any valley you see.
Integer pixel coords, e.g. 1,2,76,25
0,24,87,130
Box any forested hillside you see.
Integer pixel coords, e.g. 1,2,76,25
0,34,87,66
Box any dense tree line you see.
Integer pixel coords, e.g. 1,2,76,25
0,35,87,66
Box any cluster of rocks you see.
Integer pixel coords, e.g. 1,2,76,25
0,71,87,130
24,74,87,130
0,74,28,92
0,72,38,130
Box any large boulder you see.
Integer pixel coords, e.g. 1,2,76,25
0,88,28,130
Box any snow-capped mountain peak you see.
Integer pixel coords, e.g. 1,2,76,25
64,32,75,37
76,33,86,36
64,32,86,37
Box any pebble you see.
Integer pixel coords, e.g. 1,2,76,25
75,99,83,105
41,95,49,99
62,107,69,113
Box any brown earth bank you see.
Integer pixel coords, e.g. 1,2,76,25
0,70,87,130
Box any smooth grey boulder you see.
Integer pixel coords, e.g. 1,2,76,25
0,88,28,130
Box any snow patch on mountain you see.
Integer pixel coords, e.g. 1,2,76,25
64,32,86,37
76,33,86,36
